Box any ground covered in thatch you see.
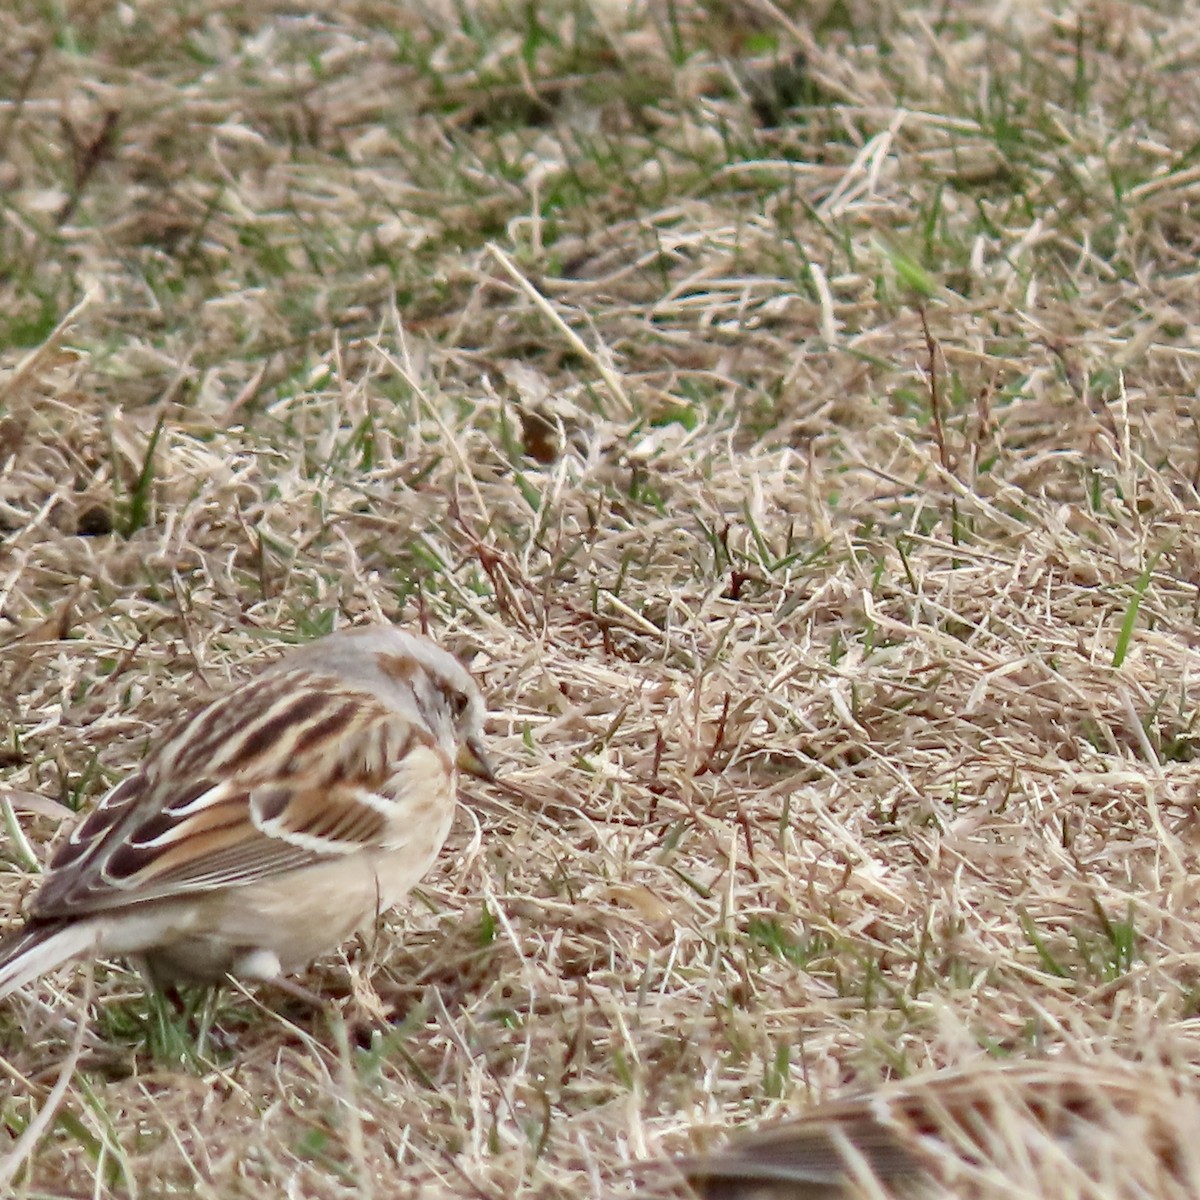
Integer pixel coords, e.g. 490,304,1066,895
1,1,1200,1196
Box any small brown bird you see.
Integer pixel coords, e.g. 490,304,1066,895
672,1061,1200,1199
0,625,493,998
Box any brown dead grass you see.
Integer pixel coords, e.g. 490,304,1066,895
1,0,1200,1197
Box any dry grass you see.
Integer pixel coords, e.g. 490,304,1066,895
1,0,1199,1196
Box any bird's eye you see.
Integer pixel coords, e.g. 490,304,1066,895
451,690,470,718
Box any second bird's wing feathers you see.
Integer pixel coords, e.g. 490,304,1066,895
683,1095,924,1193
30,669,447,918
680,1065,1169,1198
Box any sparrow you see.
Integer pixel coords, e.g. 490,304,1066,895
670,1061,1199,1199
0,625,493,998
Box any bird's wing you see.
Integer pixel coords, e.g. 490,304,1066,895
678,1065,1157,1199
30,670,452,918
680,1098,925,1196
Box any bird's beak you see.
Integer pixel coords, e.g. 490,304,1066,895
457,736,495,782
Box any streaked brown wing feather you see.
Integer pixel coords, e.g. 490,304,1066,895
680,1066,1161,1200
683,1106,924,1197
30,670,440,919
252,784,387,845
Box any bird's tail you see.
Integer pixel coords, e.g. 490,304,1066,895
0,922,99,999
